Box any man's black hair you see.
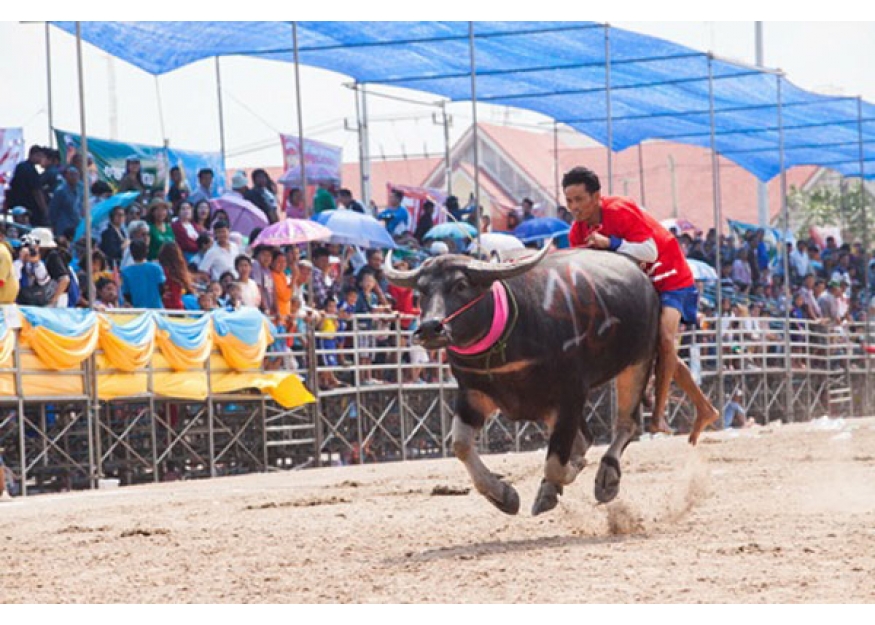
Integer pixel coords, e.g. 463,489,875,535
342,285,358,297
95,276,115,293
391,188,404,202
28,145,46,157
365,248,383,262
234,254,252,270
338,188,352,198
197,168,214,178
312,246,331,260
170,165,180,174
561,167,601,193
196,233,212,247
212,220,230,231
130,239,148,262
91,180,113,196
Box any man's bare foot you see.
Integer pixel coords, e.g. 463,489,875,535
648,417,673,435
688,404,720,445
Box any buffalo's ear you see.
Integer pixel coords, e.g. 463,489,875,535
463,240,552,285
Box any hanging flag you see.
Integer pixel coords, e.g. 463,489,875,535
0,128,25,208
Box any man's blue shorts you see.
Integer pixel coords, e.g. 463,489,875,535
660,285,699,326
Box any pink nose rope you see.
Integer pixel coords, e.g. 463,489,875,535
446,281,509,356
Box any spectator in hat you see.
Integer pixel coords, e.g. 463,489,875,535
18,228,71,308
49,166,83,239
146,198,176,261
230,171,249,198
118,155,147,196
244,169,280,224
188,168,216,205
11,206,30,228
5,145,48,227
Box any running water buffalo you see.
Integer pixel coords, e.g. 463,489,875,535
384,245,660,516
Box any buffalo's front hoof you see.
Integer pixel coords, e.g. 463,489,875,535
594,456,622,504
531,479,564,516
485,481,520,515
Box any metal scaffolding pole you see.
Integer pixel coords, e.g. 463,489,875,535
777,74,794,421
469,21,481,247
45,22,54,147
638,143,647,206
354,83,372,209
857,96,871,415
553,121,560,209
292,21,322,465
214,57,227,169
604,24,614,194
442,101,453,199
707,55,725,422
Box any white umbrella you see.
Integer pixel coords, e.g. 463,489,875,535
467,232,525,259
687,258,718,281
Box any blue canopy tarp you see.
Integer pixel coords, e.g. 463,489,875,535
49,21,875,182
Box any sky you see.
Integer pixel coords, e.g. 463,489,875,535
3,20,875,173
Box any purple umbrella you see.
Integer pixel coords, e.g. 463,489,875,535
209,194,269,236
252,218,332,247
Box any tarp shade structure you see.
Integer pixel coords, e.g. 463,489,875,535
50,21,875,181
0,305,314,408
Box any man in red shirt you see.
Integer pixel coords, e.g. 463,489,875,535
563,166,718,444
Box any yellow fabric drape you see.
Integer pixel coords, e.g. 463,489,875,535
0,323,14,366
210,371,314,408
212,319,272,371
19,317,100,371
97,316,156,372
155,326,213,371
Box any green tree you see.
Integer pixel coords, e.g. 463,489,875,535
788,181,873,247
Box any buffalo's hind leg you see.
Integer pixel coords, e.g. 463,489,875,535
532,389,589,516
452,391,520,515
595,358,650,504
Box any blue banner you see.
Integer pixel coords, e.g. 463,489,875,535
165,146,226,198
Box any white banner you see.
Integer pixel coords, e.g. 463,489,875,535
0,128,25,208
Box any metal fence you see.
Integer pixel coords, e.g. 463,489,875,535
1,311,871,497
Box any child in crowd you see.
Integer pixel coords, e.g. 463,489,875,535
338,286,358,365
225,282,244,311
316,297,346,389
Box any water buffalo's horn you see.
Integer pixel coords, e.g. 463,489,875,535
383,250,422,288
463,239,553,284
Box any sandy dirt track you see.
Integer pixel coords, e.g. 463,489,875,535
2,417,875,603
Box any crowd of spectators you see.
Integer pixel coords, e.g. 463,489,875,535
3,143,872,388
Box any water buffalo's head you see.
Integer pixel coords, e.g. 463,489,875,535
384,244,551,349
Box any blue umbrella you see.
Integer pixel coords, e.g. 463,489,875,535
423,221,477,240
313,209,397,249
512,217,570,243
74,191,142,241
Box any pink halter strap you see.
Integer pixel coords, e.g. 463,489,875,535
447,281,510,356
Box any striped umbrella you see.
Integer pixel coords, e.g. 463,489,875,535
251,218,332,247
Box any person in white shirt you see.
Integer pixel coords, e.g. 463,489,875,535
234,254,261,309
198,220,240,281
789,240,810,283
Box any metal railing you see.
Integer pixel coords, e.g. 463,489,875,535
1,310,871,497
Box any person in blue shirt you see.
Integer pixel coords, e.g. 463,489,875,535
121,239,165,309
49,166,83,240
377,189,409,237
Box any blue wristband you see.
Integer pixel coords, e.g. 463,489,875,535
608,235,622,251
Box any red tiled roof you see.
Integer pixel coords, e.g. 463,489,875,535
476,122,817,229
341,158,443,206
